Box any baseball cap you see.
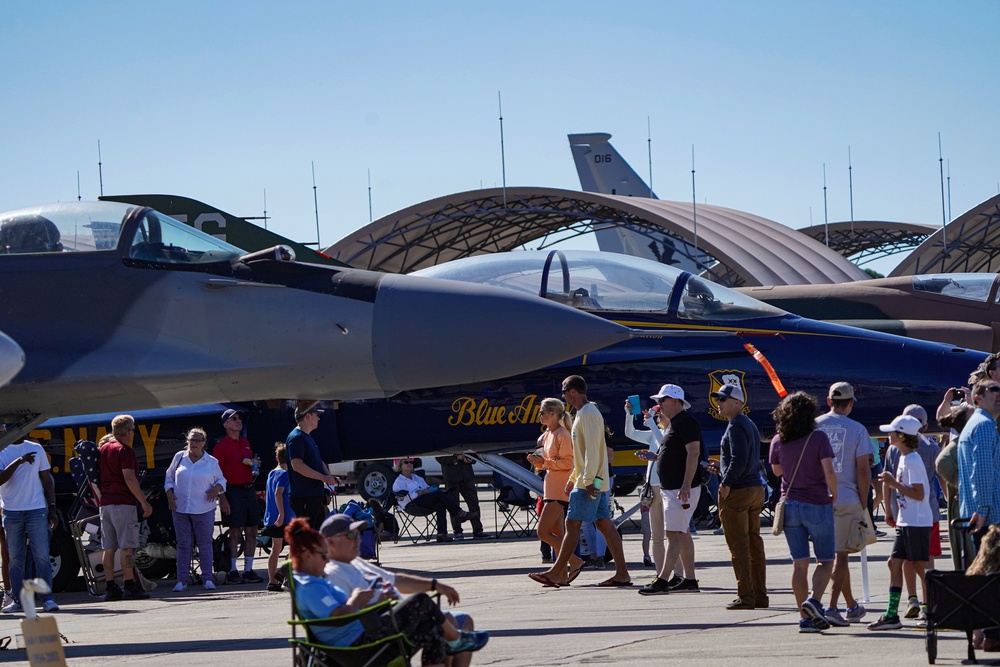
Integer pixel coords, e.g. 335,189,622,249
294,400,325,420
319,513,368,538
221,408,245,422
828,382,855,401
650,384,691,410
878,414,923,436
711,384,745,403
902,404,928,428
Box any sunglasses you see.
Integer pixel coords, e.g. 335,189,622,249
310,549,328,559
401,460,414,465
333,530,360,540
187,437,205,443
986,386,1000,394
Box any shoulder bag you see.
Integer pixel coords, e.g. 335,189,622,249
772,433,813,536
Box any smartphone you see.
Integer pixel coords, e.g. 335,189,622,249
368,577,383,589
627,395,641,416
635,450,656,461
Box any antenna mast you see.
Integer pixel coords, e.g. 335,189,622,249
691,145,698,270
263,188,268,230
946,159,952,222
77,171,81,201
498,92,507,209
367,168,373,222
938,133,947,270
97,140,104,196
647,117,653,197
312,161,321,248
848,146,854,233
822,163,829,247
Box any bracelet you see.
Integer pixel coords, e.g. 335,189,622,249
430,578,437,592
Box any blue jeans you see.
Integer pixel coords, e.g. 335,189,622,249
2,507,55,602
782,500,835,562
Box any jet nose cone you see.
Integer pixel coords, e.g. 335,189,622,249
372,274,625,392
0,330,25,388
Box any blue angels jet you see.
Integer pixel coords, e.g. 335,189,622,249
0,201,628,447
327,249,984,474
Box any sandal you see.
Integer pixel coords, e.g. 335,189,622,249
566,564,585,585
596,578,633,587
528,572,561,588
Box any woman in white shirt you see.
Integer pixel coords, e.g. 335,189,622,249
392,458,475,543
624,400,672,573
165,427,226,591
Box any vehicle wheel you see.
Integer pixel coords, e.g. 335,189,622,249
925,629,936,664
50,527,79,593
358,463,395,503
613,480,638,496
135,551,177,580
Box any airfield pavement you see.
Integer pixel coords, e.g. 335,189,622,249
0,489,986,666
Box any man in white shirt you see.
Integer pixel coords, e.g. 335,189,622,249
0,438,59,613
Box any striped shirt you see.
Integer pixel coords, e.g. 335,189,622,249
957,408,1000,524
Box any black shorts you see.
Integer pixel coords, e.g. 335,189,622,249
891,525,932,562
543,499,569,509
261,523,287,540
222,485,262,528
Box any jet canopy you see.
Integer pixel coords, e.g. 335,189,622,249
0,201,244,264
912,273,999,303
415,249,787,321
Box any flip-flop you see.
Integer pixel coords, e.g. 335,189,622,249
528,572,561,588
566,564,585,584
596,578,633,587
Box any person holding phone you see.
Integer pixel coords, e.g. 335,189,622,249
624,398,669,571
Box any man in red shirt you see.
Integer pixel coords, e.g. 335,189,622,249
215,409,263,585
98,415,153,601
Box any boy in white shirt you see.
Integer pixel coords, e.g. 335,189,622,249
869,415,934,630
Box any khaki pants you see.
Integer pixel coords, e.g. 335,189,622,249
719,485,767,604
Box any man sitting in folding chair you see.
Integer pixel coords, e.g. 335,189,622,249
321,513,487,667
285,518,486,667
392,458,477,543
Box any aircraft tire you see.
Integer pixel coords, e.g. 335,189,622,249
135,552,177,580
358,463,395,503
50,527,79,593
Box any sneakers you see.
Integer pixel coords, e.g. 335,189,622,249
916,606,928,627
800,598,831,630
42,598,59,612
203,580,217,591
446,630,489,655
726,599,755,610
242,570,263,584
642,556,654,567
669,578,700,593
452,532,466,540
799,618,822,633
874,529,887,537
172,582,188,592
266,582,282,592
104,581,123,602
846,604,867,623
225,570,243,585
868,614,902,630
540,557,554,564
436,534,454,543
124,580,150,599
637,577,672,596
904,597,921,619
713,527,725,535
1,590,13,609
665,575,684,589
824,608,850,627
1,599,22,614
472,531,488,539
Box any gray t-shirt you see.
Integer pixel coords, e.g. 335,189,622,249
815,412,873,507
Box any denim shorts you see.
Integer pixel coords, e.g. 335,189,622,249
782,500,835,562
566,489,611,522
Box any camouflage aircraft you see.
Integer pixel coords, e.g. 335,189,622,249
0,201,627,447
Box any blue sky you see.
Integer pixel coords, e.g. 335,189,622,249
2,1,997,270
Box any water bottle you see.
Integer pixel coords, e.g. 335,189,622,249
251,456,260,477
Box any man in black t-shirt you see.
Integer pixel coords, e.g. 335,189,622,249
640,384,704,596
286,401,340,529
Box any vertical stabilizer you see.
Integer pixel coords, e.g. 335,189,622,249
568,132,703,271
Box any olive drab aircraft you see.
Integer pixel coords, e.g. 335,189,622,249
0,201,629,448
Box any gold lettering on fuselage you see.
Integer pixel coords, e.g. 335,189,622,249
448,394,541,427
137,424,160,468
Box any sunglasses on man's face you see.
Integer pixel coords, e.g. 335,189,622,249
333,530,360,540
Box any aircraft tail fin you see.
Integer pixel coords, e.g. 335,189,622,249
568,132,656,198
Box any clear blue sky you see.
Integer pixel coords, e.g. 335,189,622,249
2,1,997,269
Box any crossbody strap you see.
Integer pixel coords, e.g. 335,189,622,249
783,432,813,494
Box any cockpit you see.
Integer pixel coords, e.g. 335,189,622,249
415,249,787,321
912,273,1000,303
0,201,245,265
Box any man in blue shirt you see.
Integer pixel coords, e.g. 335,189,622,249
958,379,1000,538
287,401,340,529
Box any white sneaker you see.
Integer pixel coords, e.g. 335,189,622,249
203,580,217,591
1,600,22,613
172,582,187,592
1,591,13,609
42,599,59,612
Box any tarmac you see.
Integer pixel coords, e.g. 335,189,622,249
0,490,988,666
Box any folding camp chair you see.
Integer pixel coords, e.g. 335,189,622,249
492,472,538,538
925,570,1000,664
388,492,437,544
285,563,414,667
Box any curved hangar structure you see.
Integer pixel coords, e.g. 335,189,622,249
890,193,1000,276
324,187,869,287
